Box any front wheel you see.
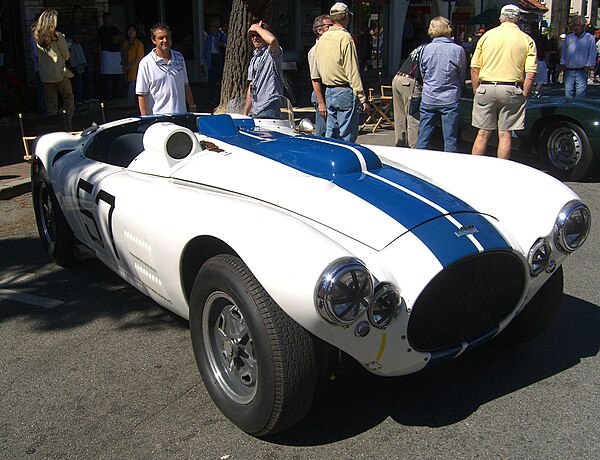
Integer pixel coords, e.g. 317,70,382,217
494,266,563,346
189,255,316,436
32,163,76,266
540,121,597,181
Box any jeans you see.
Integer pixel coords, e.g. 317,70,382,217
564,69,588,99
311,90,326,137
415,101,460,152
325,86,360,142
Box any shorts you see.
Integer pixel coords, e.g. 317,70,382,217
471,84,526,131
535,61,548,84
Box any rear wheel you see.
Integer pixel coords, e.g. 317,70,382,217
494,266,563,346
189,254,316,436
32,164,76,266
540,121,597,181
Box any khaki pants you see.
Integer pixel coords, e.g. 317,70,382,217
44,78,75,127
392,74,421,148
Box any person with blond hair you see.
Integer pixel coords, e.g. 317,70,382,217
415,16,467,152
32,9,75,126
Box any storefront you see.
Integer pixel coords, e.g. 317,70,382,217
10,0,435,107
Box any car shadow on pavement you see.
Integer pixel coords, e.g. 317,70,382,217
0,235,189,332
268,292,599,445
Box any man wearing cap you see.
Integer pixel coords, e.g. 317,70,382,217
470,4,537,160
315,2,369,142
561,15,596,99
308,14,333,137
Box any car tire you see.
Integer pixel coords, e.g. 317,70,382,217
540,121,598,181
494,266,563,347
32,164,76,267
189,254,316,436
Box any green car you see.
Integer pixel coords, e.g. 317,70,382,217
460,90,600,181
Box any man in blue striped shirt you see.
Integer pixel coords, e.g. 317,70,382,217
415,17,467,153
560,15,596,99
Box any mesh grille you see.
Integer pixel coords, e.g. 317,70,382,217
407,251,526,352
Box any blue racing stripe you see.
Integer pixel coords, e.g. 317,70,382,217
411,218,481,266
197,115,511,265
375,165,475,214
449,212,511,251
333,173,444,230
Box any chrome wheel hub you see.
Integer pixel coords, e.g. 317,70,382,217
203,291,257,404
547,127,582,171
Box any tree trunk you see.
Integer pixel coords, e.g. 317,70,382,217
551,0,570,37
215,0,273,113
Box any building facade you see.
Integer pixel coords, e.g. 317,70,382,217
0,0,550,105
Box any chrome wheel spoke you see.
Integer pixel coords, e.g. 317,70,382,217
204,292,258,403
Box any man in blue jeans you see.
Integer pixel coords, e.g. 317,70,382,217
416,16,466,152
315,2,369,142
561,15,596,99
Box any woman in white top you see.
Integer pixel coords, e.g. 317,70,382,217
32,9,75,126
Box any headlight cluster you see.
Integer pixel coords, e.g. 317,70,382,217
554,201,591,253
528,201,591,276
315,258,401,330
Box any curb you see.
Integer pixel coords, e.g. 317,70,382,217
0,178,31,200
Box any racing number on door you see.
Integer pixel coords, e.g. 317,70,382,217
76,178,120,259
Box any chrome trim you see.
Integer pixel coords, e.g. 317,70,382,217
554,200,591,253
314,257,373,326
527,238,552,276
368,283,401,329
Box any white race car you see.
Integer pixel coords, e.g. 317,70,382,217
32,112,591,436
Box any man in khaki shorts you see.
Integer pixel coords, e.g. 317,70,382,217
470,4,537,159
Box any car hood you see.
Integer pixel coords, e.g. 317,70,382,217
166,115,505,252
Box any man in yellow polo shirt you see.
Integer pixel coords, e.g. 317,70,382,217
315,2,369,142
470,4,537,160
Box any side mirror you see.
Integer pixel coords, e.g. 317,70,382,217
298,118,315,134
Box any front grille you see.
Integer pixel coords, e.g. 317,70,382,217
407,251,526,352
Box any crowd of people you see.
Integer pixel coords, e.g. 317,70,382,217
389,5,599,160
30,6,206,118
28,3,600,159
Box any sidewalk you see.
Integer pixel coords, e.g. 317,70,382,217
0,104,395,200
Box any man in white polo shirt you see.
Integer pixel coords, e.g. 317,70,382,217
136,23,196,115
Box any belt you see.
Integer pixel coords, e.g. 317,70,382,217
324,83,350,89
397,72,415,80
480,81,521,86
566,67,586,71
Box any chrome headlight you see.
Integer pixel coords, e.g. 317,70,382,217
528,238,552,276
315,258,373,326
368,283,401,329
554,201,591,253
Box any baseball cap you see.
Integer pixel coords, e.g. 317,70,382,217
500,4,526,20
330,2,353,16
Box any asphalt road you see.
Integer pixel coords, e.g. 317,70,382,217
1,179,599,459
